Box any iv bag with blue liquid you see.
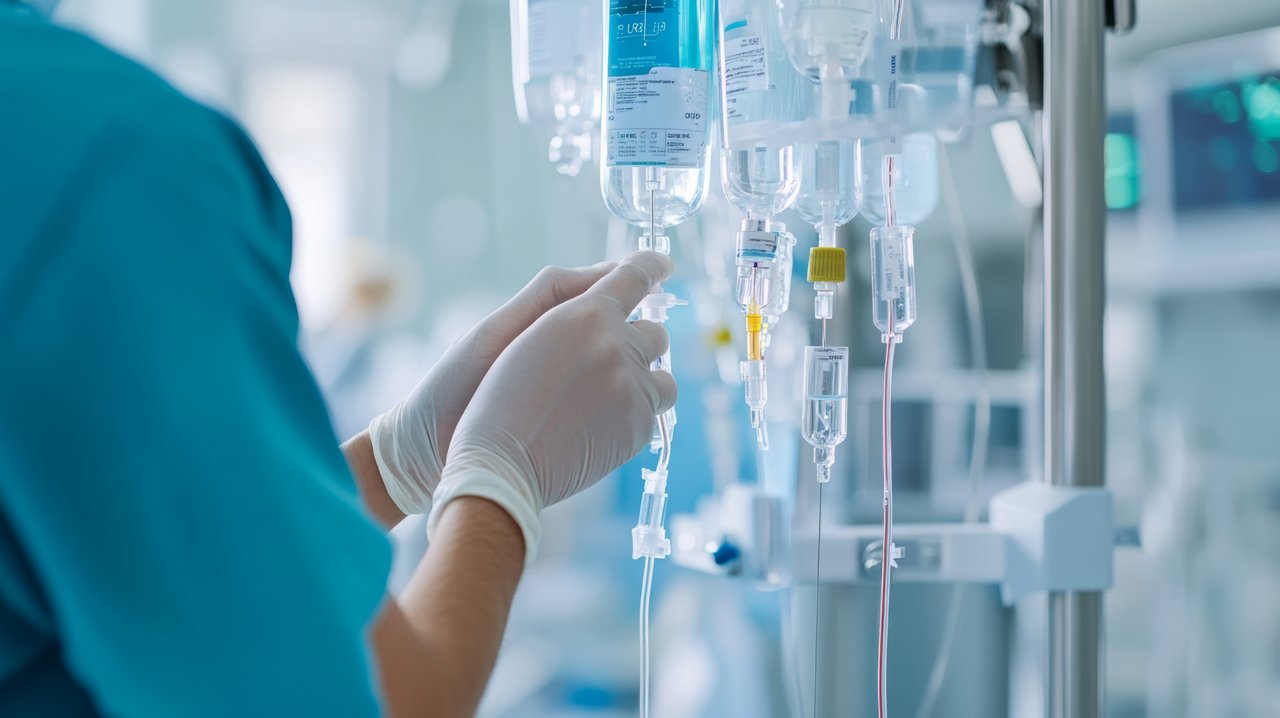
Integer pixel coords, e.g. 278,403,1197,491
601,0,717,234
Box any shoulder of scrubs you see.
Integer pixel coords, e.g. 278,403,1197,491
0,12,392,718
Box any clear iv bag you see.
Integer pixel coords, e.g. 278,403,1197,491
717,0,805,218
511,0,603,176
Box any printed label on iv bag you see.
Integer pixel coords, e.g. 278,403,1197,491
607,67,709,167
724,36,768,120
527,0,593,78
736,229,779,263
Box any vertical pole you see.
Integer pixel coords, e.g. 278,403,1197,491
1041,0,1106,716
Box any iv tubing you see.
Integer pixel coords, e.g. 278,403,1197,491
639,555,655,718
656,411,672,474
876,7,907,715
638,413,671,718
876,313,898,718
812,482,824,718
637,164,668,718
882,0,907,229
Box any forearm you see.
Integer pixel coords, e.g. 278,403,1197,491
342,430,406,529
372,496,525,717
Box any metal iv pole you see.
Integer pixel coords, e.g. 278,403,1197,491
1039,0,1128,713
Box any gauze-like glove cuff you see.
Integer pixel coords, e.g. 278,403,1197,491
426,450,542,572
369,407,437,515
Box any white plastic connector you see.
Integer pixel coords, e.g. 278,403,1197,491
636,292,686,452
740,359,769,450
814,283,836,320
632,468,671,560
639,234,671,256
636,291,686,323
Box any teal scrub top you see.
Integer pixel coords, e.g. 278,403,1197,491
0,6,393,716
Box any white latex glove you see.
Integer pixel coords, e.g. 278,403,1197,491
369,261,616,516
427,252,678,567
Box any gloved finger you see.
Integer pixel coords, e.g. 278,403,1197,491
630,320,670,363
505,261,617,324
647,370,678,415
481,259,616,345
586,251,673,314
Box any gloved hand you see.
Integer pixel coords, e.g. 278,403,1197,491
427,252,677,567
369,261,616,516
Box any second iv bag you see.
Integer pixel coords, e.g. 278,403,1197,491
717,0,803,450
601,0,716,237
857,133,940,225
775,0,875,123
511,0,603,176
775,0,875,78
718,0,803,217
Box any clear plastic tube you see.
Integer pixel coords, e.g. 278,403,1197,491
876,317,898,718
639,554,656,718
813,482,824,718
635,412,672,718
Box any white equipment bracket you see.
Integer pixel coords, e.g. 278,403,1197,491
790,481,1116,606
990,481,1114,604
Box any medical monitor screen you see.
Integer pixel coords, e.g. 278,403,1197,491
1169,71,1280,213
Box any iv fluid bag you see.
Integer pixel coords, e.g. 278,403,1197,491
857,132,939,226
794,138,861,231
718,0,804,218
872,0,984,137
511,0,603,175
775,0,875,79
601,0,716,228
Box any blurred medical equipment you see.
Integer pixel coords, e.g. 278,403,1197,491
509,0,602,175
599,0,716,714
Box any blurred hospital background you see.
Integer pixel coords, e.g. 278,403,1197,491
54,0,1280,716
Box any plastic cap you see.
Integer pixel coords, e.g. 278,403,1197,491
808,246,847,283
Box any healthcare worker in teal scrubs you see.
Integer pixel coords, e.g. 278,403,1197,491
0,2,677,715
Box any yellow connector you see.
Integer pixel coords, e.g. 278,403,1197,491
807,246,847,284
745,312,763,361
